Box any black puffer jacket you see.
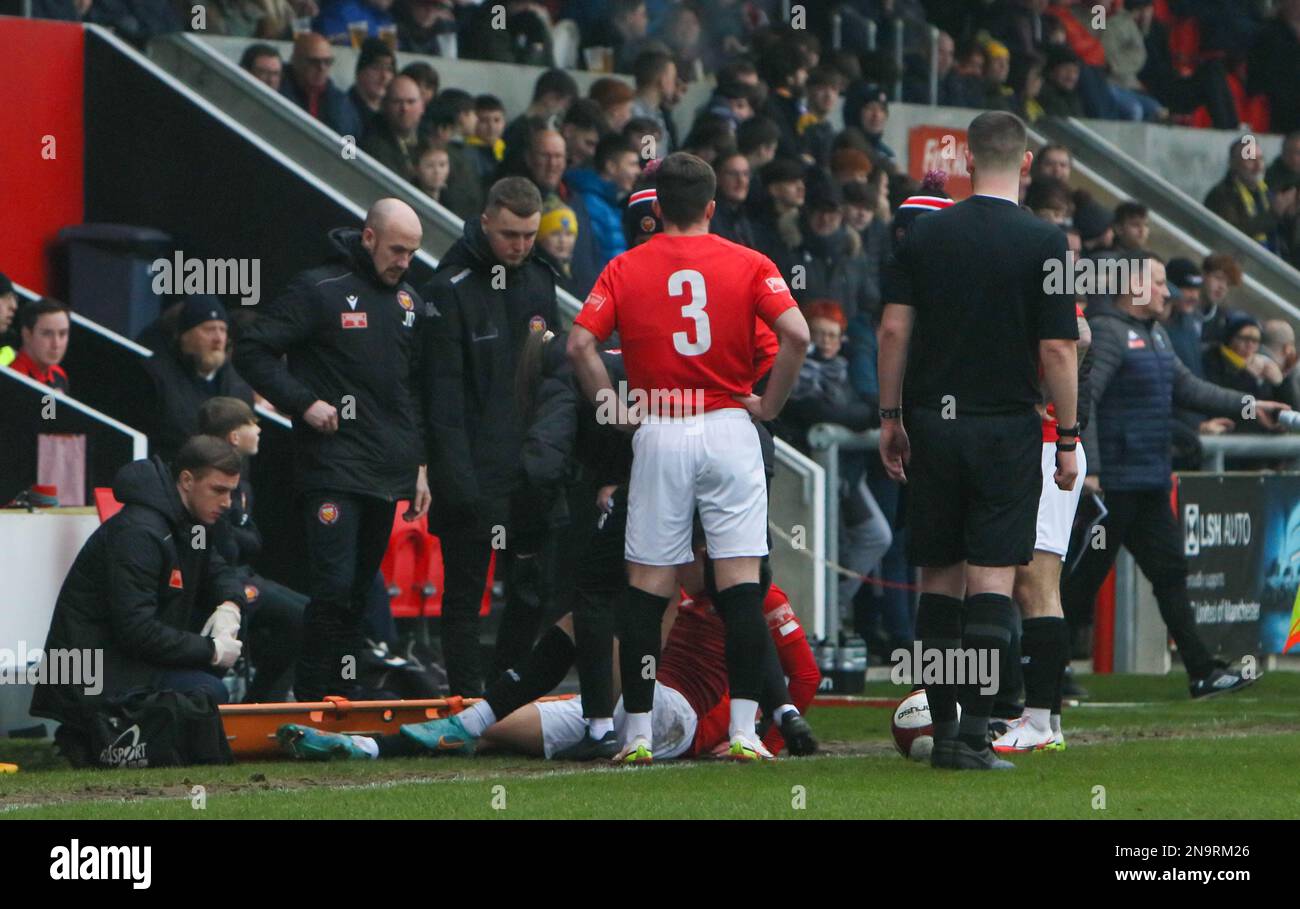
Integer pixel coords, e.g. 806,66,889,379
30,457,246,727
420,218,559,536
234,228,425,500
143,344,254,465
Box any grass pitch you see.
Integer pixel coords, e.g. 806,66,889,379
2,674,1297,820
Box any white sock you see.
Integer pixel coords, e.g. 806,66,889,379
1050,713,1061,733
773,704,798,725
456,701,496,738
349,735,379,759
588,717,614,739
625,712,652,745
1025,707,1051,732
729,698,759,739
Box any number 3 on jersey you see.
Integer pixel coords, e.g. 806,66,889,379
670,269,711,356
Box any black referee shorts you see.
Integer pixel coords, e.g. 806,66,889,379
904,406,1041,568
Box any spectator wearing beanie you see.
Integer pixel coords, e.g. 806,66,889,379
1164,258,1207,378
781,180,879,322
842,82,896,171
346,38,395,145
1073,194,1115,256
622,184,661,249
750,156,805,267
143,295,255,465
536,202,582,296
1039,46,1086,118
1203,313,1274,419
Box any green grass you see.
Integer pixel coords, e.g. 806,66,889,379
3,674,1298,820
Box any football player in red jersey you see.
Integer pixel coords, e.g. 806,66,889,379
566,153,809,761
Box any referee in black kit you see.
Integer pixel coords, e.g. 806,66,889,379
877,112,1080,770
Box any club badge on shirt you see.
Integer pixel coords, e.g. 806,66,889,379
1127,329,1146,349
342,312,368,329
317,502,340,525
529,315,547,333
397,290,416,327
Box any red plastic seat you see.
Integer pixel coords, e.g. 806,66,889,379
380,502,493,619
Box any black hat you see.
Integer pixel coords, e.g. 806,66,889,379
1073,198,1113,242
178,295,228,334
1166,257,1203,289
356,37,395,75
804,180,843,213
1224,311,1261,342
0,272,12,296
760,157,806,186
1046,45,1082,71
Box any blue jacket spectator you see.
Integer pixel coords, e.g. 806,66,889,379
565,167,626,268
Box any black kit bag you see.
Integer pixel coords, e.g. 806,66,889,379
73,688,233,769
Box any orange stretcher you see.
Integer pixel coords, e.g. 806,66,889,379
219,695,575,760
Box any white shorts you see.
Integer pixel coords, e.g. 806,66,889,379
1035,441,1087,559
625,408,768,566
534,685,698,760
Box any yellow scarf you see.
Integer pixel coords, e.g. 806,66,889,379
1233,176,1269,242
1219,343,1247,370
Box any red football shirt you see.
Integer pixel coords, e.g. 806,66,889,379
574,233,797,414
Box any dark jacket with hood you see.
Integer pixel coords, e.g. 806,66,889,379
280,70,363,140
234,227,425,501
420,218,559,536
30,457,247,727
143,343,254,466
778,211,880,321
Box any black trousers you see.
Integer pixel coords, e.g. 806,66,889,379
241,574,307,703
439,526,547,697
297,491,394,701
1061,488,1213,678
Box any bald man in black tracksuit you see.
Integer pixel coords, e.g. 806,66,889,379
235,206,430,701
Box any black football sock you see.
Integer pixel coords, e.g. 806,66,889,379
375,733,425,758
713,582,767,702
992,607,1024,719
617,586,670,714
484,623,576,720
914,592,963,741
1022,616,1069,712
758,631,794,720
573,590,616,720
957,593,1014,751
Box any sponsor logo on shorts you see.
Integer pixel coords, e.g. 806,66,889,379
341,312,368,329
317,502,340,525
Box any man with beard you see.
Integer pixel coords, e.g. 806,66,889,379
143,295,254,465
235,198,431,701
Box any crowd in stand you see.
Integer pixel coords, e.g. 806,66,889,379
9,0,1300,683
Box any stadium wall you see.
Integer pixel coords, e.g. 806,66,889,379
0,16,85,293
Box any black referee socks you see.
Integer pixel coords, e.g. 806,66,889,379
618,587,671,714
573,592,616,721
914,593,963,740
484,624,577,721
1022,616,1069,711
713,582,768,703
958,593,1014,751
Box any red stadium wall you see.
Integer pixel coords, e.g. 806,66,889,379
0,17,84,293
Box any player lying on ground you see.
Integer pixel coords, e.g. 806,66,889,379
277,572,820,762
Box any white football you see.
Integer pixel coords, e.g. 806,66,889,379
891,689,960,761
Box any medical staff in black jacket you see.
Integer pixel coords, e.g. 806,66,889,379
235,200,431,701
421,177,559,697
